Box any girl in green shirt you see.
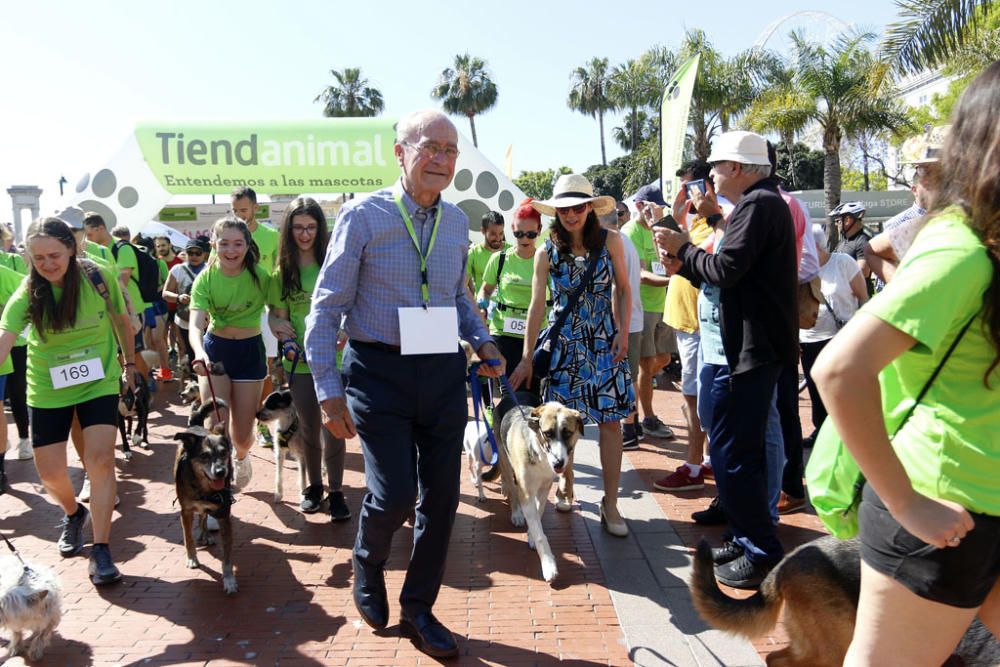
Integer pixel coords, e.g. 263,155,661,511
0,218,136,586
189,216,270,492
268,197,350,521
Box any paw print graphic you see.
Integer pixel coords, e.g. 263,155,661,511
452,168,517,233
75,169,139,227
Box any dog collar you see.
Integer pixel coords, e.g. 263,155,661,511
277,415,300,449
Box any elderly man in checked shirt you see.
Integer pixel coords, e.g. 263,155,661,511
305,109,504,659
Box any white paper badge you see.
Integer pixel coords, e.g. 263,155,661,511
502,316,526,336
50,357,105,390
398,307,459,355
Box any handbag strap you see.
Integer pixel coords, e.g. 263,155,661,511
542,229,607,346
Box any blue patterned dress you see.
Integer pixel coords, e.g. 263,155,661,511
543,239,635,424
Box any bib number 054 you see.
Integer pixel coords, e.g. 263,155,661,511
50,358,105,390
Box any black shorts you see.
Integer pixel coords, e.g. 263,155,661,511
859,484,1000,608
30,393,120,447
204,332,267,382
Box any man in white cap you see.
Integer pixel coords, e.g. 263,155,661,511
654,130,797,589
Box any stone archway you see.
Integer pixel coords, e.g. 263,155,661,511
7,185,42,241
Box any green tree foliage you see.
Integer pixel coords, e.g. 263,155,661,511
882,0,993,74
431,54,498,147
842,168,889,191
774,143,825,191
612,111,658,151
314,68,385,117
609,58,659,152
568,58,615,166
513,167,573,201
584,157,630,201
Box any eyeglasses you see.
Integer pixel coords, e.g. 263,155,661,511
292,225,318,234
555,203,589,215
187,250,204,257
616,209,628,218
512,231,539,239
402,140,460,161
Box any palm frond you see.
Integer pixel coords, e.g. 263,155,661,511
882,0,988,73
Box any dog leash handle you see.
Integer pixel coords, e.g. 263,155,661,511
193,359,223,425
468,363,499,466
1,532,29,570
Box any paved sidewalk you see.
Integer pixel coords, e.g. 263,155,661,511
0,378,824,666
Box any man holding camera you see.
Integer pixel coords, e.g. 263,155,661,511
654,131,797,589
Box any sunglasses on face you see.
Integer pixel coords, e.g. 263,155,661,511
556,203,589,215
187,250,204,257
512,231,539,239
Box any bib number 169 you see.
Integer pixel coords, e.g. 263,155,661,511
50,358,105,390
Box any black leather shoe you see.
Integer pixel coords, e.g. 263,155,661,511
711,539,744,565
399,611,458,658
352,556,388,630
692,496,727,525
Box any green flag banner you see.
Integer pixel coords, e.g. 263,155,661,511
659,54,701,204
134,119,400,194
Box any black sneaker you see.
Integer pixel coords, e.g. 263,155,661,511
57,505,90,557
300,484,324,514
89,543,122,586
634,416,643,438
328,491,352,522
692,496,727,525
621,423,639,451
711,540,744,565
715,554,773,589
0,469,7,495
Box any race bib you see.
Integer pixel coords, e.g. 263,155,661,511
652,261,667,276
50,357,105,390
502,316,526,336
398,307,459,355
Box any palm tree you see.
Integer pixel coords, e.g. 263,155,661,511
314,68,384,117
790,31,911,246
882,0,992,73
431,54,498,147
612,110,657,151
567,57,615,166
745,57,814,189
609,58,658,152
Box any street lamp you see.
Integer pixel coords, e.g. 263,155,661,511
58,175,68,197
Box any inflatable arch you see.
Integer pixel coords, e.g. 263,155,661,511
59,118,526,240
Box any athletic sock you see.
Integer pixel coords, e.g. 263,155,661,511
685,463,701,476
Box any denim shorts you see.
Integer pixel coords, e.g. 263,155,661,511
204,333,267,382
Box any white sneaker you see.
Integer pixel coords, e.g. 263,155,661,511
79,476,92,502
16,438,32,460
206,515,220,531
233,453,252,492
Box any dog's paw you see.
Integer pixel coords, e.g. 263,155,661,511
28,643,48,661
132,433,142,446
273,492,282,503
541,558,558,583
511,509,526,527
186,557,199,569
123,450,133,461
223,575,238,595
527,534,536,550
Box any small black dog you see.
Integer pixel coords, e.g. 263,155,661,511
118,370,150,459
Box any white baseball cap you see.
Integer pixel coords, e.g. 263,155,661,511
707,131,770,166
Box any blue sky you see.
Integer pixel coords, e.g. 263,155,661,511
0,0,903,216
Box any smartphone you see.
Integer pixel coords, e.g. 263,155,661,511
685,179,707,197
652,214,682,233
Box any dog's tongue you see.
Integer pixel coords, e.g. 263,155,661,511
210,478,226,491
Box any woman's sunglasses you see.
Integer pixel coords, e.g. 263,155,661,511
512,231,539,239
555,203,589,215
187,250,204,257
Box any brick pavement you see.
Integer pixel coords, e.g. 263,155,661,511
0,374,824,666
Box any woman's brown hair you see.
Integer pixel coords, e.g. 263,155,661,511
930,59,1000,384
25,217,82,340
208,215,262,291
549,208,602,256
276,197,328,301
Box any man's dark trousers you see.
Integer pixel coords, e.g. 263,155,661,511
343,341,467,617
777,359,806,498
704,361,784,565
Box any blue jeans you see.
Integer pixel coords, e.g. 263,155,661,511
766,389,785,525
698,361,784,565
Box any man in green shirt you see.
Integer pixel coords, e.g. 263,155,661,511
622,184,676,440
466,211,508,301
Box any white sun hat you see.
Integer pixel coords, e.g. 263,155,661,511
531,174,616,217
707,130,771,166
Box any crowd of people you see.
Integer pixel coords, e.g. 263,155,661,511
1,66,998,661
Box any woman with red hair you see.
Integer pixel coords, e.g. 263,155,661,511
478,201,547,396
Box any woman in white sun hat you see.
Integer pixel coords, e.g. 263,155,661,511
510,173,635,537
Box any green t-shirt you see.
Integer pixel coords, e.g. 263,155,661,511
483,249,546,339
467,243,507,294
157,258,168,289
268,262,321,374
0,265,25,374
1,264,126,408
191,263,270,331
86,241,116,270
863,210,999,515
0,252,27,275
622,221,666,313
114,243,150,311
251,223,279,272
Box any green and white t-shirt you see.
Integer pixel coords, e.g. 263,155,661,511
114,243,150,312
482,249,546,339
268,262,321,374
251,223,279,272
0,252,27,275
191,264,270,332
1,264,126,408
86,241,116,270
621,221,667,313
864,209,999,515
0,265,25,374
467,242,507,294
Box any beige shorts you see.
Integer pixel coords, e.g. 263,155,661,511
640,311,677,358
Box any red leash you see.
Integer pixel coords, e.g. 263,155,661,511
193,359,223,425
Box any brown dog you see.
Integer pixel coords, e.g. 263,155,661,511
174,399,236,595
690,535,999,666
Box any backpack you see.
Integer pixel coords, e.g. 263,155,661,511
112,240,160,304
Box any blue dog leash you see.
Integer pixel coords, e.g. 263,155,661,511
468,359,500,466
281,340,304,377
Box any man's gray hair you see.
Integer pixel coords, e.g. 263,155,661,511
110,225,131,240
741,163,772,177
396,110,455,144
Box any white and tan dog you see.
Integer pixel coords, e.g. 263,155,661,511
497,402,584,582
0,555,62,660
